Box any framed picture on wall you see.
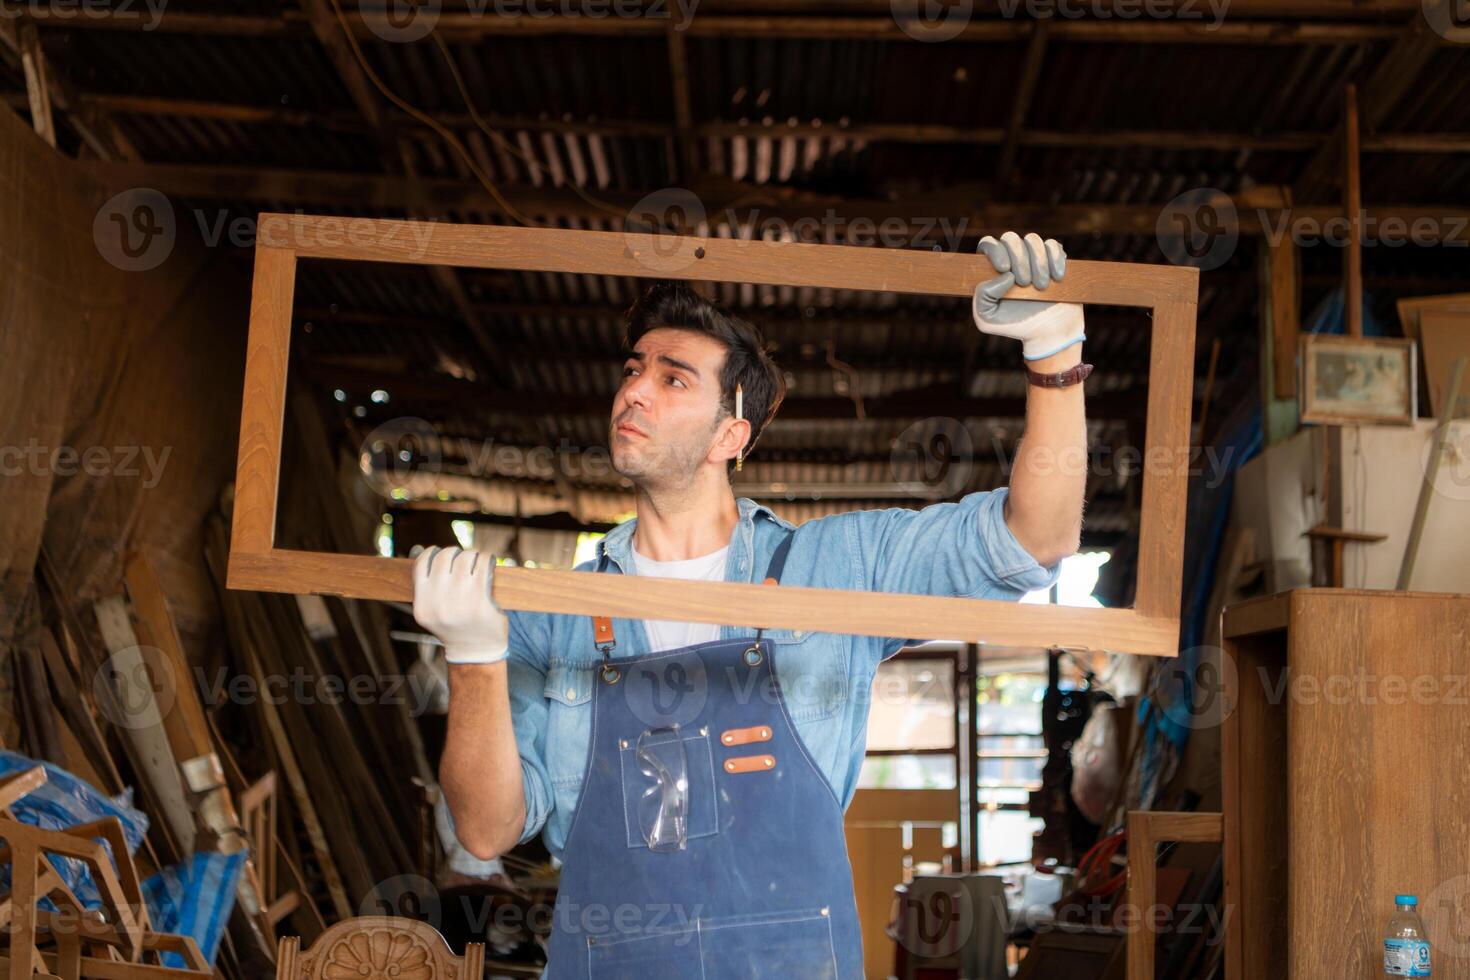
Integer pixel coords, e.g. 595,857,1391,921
1300,334,1417,426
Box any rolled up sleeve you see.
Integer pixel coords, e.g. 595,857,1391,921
855,487,1062,600
505,614,554,846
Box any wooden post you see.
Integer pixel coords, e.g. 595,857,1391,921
1267,240,1299,399
1343,83,1363,338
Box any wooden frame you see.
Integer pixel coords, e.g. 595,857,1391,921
1299,333,1416,426
227,213,1199,657
1125,810,1224,980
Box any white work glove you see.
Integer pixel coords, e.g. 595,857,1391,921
973,231,1085,362
412,546,509,665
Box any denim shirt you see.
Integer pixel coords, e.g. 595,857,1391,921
505,488,1062,859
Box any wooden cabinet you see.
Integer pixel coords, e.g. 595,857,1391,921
1222,589,1470,979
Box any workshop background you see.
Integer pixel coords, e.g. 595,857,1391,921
2,0,1469,978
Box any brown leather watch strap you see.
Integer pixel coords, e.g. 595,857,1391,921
1026,362,1094,389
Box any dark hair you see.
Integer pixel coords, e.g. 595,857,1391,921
622,282,785,470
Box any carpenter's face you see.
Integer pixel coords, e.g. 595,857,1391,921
610,328,728,484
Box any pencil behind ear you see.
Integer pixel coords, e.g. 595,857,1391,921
735,383,745,471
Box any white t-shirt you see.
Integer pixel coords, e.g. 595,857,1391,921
630,544,729,652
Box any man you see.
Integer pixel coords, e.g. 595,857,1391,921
414,231,1088,977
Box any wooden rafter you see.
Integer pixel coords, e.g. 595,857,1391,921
15,8,1424,45
995,17,1049,191
1292,2,1448,201
666,21,696,184
299,0,382,129
0,12,139,159
28,95,1470,153
81,162,1470,244
15,19,55,147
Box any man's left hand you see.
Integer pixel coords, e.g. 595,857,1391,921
972,231,1085,362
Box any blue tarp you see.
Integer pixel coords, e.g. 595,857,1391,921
143,851,246,967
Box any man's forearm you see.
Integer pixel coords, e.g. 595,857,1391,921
1004,343,1087,567
440,662,527,859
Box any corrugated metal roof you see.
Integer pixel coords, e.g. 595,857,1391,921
9,4,1467,541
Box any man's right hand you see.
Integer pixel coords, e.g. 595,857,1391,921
412,546,510,665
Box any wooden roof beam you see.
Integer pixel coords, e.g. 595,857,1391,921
1293,1,1450,201
40,93,1470,153
996,18,1050,192
81,162,1470,244
16,8,1424,45
298,0,383,129
0,16,139,159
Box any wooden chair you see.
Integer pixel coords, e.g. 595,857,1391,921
276,917,484,980
0,767,213,980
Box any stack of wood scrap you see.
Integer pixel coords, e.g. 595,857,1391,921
4,380,567,978
16,549,291,980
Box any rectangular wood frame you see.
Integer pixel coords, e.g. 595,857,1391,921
227,213,1198,657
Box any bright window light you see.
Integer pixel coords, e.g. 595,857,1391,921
1021,550,1111,606
451,520,475,550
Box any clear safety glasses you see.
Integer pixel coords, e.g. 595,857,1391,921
635,726,689,852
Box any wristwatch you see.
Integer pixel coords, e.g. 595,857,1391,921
1026,362,1093,389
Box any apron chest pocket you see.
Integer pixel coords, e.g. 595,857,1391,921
619,729,718,849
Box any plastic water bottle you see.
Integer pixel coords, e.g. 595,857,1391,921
1384,894,1431,977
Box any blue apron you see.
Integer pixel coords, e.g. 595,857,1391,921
544,534,864,978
